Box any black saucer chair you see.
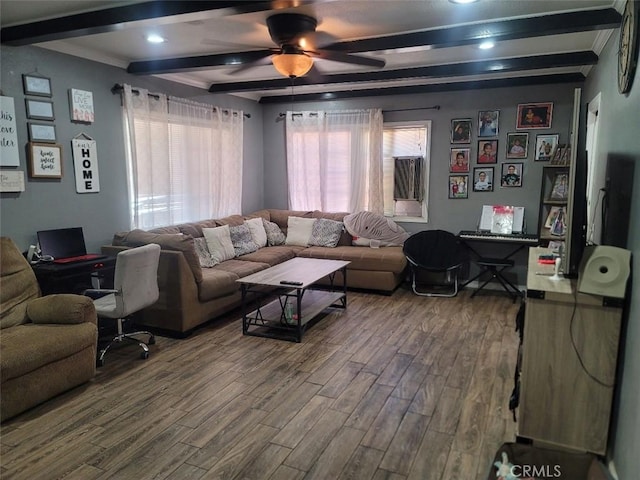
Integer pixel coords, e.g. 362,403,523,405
403,230,468,297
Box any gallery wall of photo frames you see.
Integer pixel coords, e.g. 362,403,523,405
448,102,563,200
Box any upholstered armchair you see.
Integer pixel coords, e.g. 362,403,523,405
0,237,98,422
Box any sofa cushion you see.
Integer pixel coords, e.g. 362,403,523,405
297,245,407,273
0,323,97,381
245,209,271,221
0,237,41,329
112,230,203,283
285,216,316,246
215,214,246,227
309,218,344,248
245,217,267,248
229,224,260,256
178,219,218,239
27,294,96,325
236,246,297,266
193,237,217,268
147,225,181,234
267,209,314,231
203,225,236,264
198,268,240,302
263,219,286,246
312,211,352,246
213,259,270,278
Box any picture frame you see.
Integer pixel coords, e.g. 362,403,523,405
477,140,498,164
69,88,95,123
506,132,529,159
28,142,63,179
544,206,565,228
451,118,472,144
478,110,499,137
450,147,470,173
22,74,52,97
27,123,57,143
25,99,55,121
449,175,468,199
501,162,523,187
534,134,559,161
516,102,553,129
473,167,494,192
549,172,569,200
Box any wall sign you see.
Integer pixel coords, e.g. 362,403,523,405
22,74,52,97
0,96,20,166
28,123,57,143
71,136,100,193
28,142,63,179
69,88,94,123
0,170,25,192
25,99,55,121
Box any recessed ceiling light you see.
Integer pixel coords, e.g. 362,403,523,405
146,34,166,44
449,0,480,4
479,41,495,50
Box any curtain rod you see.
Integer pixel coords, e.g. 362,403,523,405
111,83,250,119
278,105,441,117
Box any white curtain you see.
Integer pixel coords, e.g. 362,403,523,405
285,109,383,213
122,84,243,229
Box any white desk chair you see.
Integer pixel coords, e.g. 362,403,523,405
85,243,160,366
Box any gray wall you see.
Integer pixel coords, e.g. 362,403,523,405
262,82,581,282
583,33,640,480
0,45,264,253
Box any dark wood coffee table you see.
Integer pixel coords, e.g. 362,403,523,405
237,257,349,342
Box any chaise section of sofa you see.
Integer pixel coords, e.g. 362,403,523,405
105,209,407,335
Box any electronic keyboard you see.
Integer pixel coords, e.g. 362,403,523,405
458,231,539,245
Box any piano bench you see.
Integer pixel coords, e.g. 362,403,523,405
468,257,521,302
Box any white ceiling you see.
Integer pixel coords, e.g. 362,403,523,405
0,0,624,101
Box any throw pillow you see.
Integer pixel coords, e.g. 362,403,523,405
262,219,286,246
229,223,260,256
309,218,344,247
245,217,267,248
193,237,217,268
285,216,316,246
202,225,235,264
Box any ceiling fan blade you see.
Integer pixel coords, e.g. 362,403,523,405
228,50,277,75
308,49,385,68
304,64,327,82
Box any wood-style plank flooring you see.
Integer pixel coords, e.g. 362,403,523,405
0,287,520,480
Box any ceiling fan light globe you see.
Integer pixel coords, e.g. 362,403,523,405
273,53,313,78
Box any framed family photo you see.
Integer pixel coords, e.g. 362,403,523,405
449,175,468,199
478,110,499,137
451,118,472,144
450,147,470,173
516,102,553,129
535,134,559,161
477,140,498,164
473,167,494,192
501,162,523,187
506,132,529,159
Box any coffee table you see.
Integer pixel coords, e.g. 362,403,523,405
237,257,350,342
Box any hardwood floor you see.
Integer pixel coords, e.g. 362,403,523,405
0,287,520,480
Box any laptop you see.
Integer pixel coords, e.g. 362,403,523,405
37,227,106,264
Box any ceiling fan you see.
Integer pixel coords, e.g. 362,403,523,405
231,13,386,78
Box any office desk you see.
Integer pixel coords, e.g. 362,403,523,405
32,257,116,295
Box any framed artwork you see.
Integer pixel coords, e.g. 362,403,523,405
477,140,498,164
534,134,559,161
449,175,468,199
501,162,523,187
545,206,565,228
27,123,57,143
506,132,529,159
25,99,55,121
516,102,553,129
22,74,52,97
473,167,494,192
451,118,472,143
550,172,569,200
69,88,95,123
28,142,63,179
450,147,470,173
478,110,499,137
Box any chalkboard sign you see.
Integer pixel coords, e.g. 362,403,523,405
0,96,20,166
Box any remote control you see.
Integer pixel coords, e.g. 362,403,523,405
280,280,303,286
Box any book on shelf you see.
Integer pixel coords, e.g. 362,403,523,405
550,144,565,164
544,206,565,228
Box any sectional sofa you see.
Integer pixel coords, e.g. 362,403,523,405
103,209,408,336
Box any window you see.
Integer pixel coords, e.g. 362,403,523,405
383,121,431,221
122,85,243,229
